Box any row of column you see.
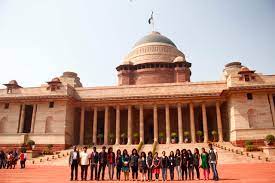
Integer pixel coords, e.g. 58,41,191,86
18,104,37,133
79,102,224,145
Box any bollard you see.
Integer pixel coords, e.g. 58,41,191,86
246,153,249,157
235,150,239,154
47,157,49,161
62,154,65,157
40,159,42,162
240,151,243,155
52,155,55,159
251,154,254,158
265,157,269,162
32,160,35,164
258,156,261,160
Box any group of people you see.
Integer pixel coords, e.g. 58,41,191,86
0,149,27,169
69,143,219,181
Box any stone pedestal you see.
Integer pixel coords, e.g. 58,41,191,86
26,150,40,159
262,146,275,156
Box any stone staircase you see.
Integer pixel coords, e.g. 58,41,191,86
27,142,275,166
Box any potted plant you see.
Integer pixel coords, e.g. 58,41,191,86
108,133,115,144
196,130,203,143
245,140,255,151
184,131,190,143
121,133,127,144
133,132,139,144
171,132,177,144
159,132,165,144
265,134,275,146
97,133,104,145
211,130,218,142
26,140,35,150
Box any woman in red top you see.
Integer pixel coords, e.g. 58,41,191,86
107,147,115,180
19,151,26,169
152,152,161,181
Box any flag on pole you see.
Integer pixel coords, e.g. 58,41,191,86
148,11,154,24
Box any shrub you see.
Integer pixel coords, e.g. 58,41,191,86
108,133,115,139
171,132,177,138
47,144,53,150
159,132,164,138
184,131,190,137
245,144,255,152
133,132,139,139
21,146,27,153
26,140,35,147
245,140,253,146
196,130,203,137
265,134,275,145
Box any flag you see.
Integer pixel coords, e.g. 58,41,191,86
148,11,154,24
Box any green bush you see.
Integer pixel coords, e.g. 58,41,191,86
47,144,53,150
159,132,164,138
21,146,27,153
265,134,275,145
171,132,177,138
245,140,253,146
196,130,203,137
26,140,35,146
184,131,190,137
245,144,255,152
133,132,139,139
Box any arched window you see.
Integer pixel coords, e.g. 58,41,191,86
0,117,8,133
45,116,54,133
247,109,257,128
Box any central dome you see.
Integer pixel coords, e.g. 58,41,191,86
134,31,177,48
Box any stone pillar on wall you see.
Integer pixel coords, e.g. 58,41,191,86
139,105,144,143
92,107,98,145
189,103,196,143
177,103,183,143
216,101,223,142
115,105,120,145
202,103,209,143
127,105,132,145
269,94,275,126
153,105,158,142
165,104,171,144
31,104,37,133
19,104,25,133
79,106,85,145
104,106,109,145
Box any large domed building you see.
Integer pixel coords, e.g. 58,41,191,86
117,31,191,85
0,31,275,153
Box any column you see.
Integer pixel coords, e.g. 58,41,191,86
153,105,158,142
31,104,37,133
189,103,196,143
269,94,275,126
92,107,98,145
127,105,132,145
19,104,25,133
202,103,209,143
104,106,109,145
79,106,85,145
139,105,144,143
165,104,171,144
115,105,120,145
177,103,183,143
216,101,223,142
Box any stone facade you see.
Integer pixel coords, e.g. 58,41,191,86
0,32,275,151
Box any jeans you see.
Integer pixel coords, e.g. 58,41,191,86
161,168,167,181
108,163,115,180
80,165,88,180
97,163,106,180
176,165,182,180
116,167,121,180
90,163,97,180
169,167,174,180
70,160,78,180
210,163,219,180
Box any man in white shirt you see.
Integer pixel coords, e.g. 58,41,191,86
69,146,80,181
80,146,89,181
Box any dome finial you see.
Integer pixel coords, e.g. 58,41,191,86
148,11,155,32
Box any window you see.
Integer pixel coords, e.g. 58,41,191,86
49,102,54,108
4,103,9,109
244,75,250,82
247,93,253,100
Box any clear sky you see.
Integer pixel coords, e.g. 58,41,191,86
0,0,274,88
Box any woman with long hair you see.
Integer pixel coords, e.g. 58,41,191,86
168,151,176,181
175,149,182,180
201,148,210,180
107,147,115,180
147,151,153,181
193,148,200,180
139,151,147,181
130,148,139,181
152,152,161,181
122,149,130,181
187,149,194,180
181,149,188,180
116,149,123,181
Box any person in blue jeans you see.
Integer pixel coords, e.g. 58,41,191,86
208,143,219,181
160,151,168,181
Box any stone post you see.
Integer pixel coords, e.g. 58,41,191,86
115,105,120,145
31,104,37,133
127,105,132,145
139,105,144,143
177,103,183,143
190,103,196,143
202,103,209,143
216,101,223,142
104,106,109,145
92,107,97,145
79,106,85,145
153,105,158,142
165,104,171,144
19,104,25,133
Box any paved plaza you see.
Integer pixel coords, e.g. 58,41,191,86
1,163,275,183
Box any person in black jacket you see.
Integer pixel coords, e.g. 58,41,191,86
116,149,123,181
187,149,194,180
130,148,139,181
146,151,153,181
181,149,188,180
69,146,80,181
97,146,107,180
161,151,168,181
168,151,176,181
89,146,99,180
193,148,200,180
